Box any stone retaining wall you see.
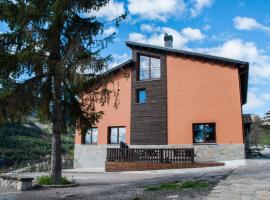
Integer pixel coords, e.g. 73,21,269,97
74,143,244,168
0,176,33,191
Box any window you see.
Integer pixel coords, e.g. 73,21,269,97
108,127,126,144
136,89,147,103
193,123,216,144
139,55,160,80
83,128,98,144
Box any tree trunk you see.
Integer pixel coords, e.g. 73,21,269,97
51,76,62,184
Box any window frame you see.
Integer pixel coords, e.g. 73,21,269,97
83,127,98,145
137,54,161,81
192,123,216,144
108,126,126,144
136,88,147,104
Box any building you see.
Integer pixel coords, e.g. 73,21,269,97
264,111,270,122
74,35,249,168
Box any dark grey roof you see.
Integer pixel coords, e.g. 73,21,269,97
105,59,133,75
126,41,249,66
243,114,260,124
125,41,249,104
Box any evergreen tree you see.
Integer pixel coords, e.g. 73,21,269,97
0,0,125,184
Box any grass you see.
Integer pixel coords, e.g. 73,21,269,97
144,180,209,191
37,175,73,185
260,125,270,145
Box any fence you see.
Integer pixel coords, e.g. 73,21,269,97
0,158,74,174
106,148,195,163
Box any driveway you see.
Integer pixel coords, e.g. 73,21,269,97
207,159,270,200
1,159,270,200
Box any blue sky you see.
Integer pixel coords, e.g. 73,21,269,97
1,0,270,117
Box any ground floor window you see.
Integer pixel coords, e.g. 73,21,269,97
83,128,98,144
108,127,126,144
193,123,216,143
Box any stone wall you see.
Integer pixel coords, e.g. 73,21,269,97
74,144,114,168
74,144,244,168
0,177,33,191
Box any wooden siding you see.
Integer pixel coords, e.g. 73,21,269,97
130,49,168,144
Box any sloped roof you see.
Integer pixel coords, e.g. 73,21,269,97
125,41,249,104
243,114,261,124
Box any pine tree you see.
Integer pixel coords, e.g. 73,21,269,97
0,0,125,184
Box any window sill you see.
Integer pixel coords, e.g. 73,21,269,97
193,143,217,145
134,102,147,105
136,78,161,82
82,143,98,145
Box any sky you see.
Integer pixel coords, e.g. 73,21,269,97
0,0,269,117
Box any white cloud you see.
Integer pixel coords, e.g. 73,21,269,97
203,24,211,30
182,27,205,41
111,53,131,68
244,91,270,110
191,0,214,18
233,16,270,34
92,0,125,20
129,26,204,49
128,0,185,21
140,24,161,32
103,27,118,36
196,39,270,83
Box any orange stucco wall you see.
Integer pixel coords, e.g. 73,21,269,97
75,68,131,144
167,55,243,144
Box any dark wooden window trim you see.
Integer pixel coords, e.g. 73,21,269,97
192,123,216,144
83,127,98,145
136,88,147,104
108,126,126,144
137,53,161,81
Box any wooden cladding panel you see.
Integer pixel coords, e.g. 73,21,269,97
130,49,168,145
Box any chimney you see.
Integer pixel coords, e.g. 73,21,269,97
164,33,173,48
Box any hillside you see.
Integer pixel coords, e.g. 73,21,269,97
250,123,270,145
0,122,74,168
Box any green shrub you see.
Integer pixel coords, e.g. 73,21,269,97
145,180,209,191
37,175,72,185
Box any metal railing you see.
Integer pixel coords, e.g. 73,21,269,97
106,148,195,163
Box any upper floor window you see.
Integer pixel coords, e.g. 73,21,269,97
139,55,161,80
136,89,147,103
108,127,126,144
84,128,98,144
193,123,216,144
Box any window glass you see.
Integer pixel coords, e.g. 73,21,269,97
150,57,161,79
84,131,91,144
109,127,126,144
84,128,98,144
119,128,126,143
139,56,150,80
92,128,98,143
110,128,118,144
193,123,216,143
137,89,147,103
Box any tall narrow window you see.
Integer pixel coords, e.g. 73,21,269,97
139,55,160,80
108,127,126,144
136,89,147,103
84,128,98,144
193,123,216,144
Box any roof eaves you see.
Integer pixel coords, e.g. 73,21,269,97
125,41,249,67
105,59,133,75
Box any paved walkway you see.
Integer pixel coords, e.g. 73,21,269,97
1,159,270,199
207,159,270,200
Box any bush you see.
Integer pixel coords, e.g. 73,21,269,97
37,175,72,185
145,180,209,191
